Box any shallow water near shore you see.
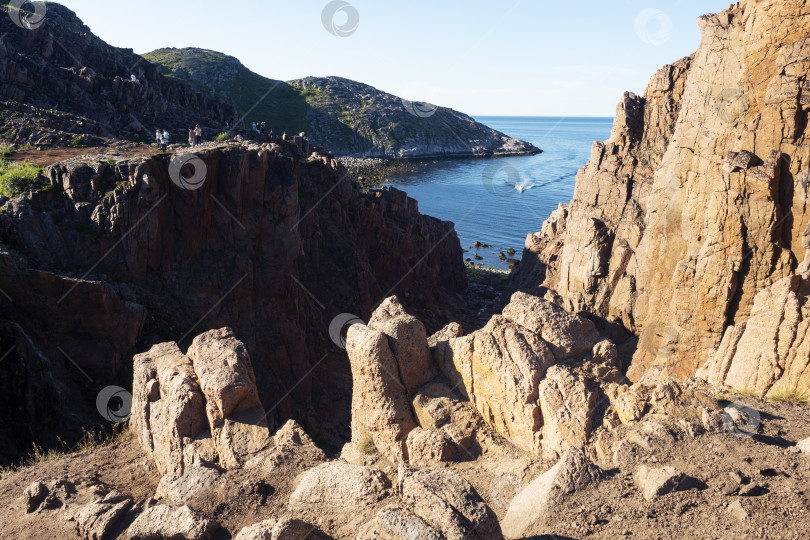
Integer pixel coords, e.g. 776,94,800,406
384,116,613,271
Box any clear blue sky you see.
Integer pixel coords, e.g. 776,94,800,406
54,0,728,117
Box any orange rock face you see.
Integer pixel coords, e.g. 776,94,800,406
517,0,810,391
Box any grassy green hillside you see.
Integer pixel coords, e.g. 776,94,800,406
142,48,310,133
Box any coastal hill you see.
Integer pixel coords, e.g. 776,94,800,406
0,4,233,146
143,47,541,158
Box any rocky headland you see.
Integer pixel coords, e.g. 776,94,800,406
0,0,809,539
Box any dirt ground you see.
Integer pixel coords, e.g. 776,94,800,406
8,144,164,167
0,392,808,539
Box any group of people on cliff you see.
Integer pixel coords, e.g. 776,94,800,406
188,125,203,147
154,125,204,150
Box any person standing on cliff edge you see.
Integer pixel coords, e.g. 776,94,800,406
194,124,202,145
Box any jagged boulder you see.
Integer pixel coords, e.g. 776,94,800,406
406,428,458,467
538,365,599,460
398,466,503,540
634,465,688,501
288,461,391,509
368,296,435,393
72,491,133,540
155,464,226,507
437,313,553,455
187,328,270,468
131,342,215,476
501,447,603,538
234,516,329,540
123,504,216,540
411,382,481,456
132,329,270,475
345,321,418,463
357,504,444,540
501,291,601,359
245,419,327,473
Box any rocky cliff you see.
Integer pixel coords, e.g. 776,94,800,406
515,0,810,397
0,135,466,464
0,4,234,145
143,47,541,159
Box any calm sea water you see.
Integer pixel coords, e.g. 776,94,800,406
384,116,613,271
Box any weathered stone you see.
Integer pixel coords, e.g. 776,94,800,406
501,447,603,538
727,500,748,521
288,461,391,509
346,323,418,463
399,466,502,540
368,297,435,394
614,389,646,425
634,465,686,501
411,382,480,454
797,436,810,454
357,504,443,540
155,464,224,506
406,428,458,467
501,291,600,359
22,481,47,513
427,322,463,347
187,328,270,468
234,516,328,540
73,491,132,540
131,342,215,476
696,273,810,398
439,313,554,455
123,504,216,540
538,365,599,460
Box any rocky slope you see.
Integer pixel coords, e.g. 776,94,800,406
1,303,808,539
514,0,810,397
143,48,541,159
0,134,466,465
0,4,234,146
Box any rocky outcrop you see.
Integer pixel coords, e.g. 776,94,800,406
0,5,234,145
345,322,418,463
515,0,810,389
0,137,466,458
696,272,810,397
0,250,145,465
436,291,601,456
131,328,269,475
